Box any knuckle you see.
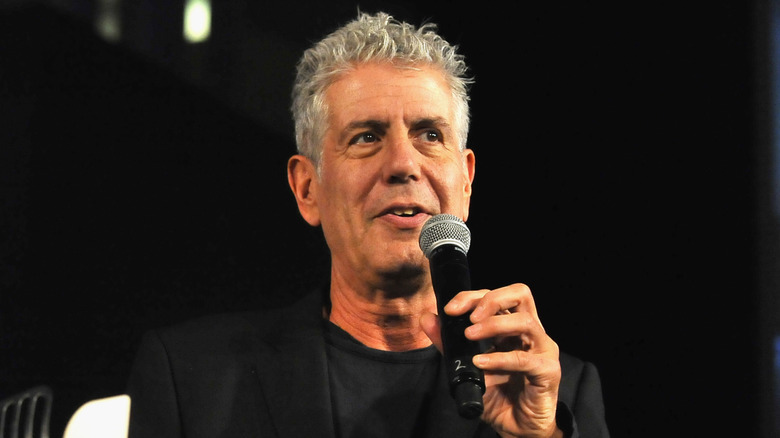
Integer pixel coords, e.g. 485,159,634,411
512,282,532,295
463,288,489,301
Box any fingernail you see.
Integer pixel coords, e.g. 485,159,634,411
473,354,488,367
443,301,459,314
465,323,481,338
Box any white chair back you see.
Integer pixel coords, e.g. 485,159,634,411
62,395,130,438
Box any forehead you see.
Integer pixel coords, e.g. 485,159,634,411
325,62,454,125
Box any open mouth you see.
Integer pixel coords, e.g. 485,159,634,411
389,207,420,217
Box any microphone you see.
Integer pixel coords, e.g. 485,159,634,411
419,214,485,419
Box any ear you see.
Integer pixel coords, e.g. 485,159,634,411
461,148,476,221
287,155,321,226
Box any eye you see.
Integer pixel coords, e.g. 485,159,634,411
349,132,380,145
417,130,442,143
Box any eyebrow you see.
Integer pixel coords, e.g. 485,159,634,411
410,117,451,132
337,119,387,144
347,119,390,133
339,117,451,143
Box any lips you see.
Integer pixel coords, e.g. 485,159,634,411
379,203,429,217
377,204,431,228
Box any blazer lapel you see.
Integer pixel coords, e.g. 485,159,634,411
251,291,336,438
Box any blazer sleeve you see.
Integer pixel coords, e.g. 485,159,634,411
126,330,183,438
557,353,610,438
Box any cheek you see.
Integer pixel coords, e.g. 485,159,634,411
318,166,370,225
434,165,471,212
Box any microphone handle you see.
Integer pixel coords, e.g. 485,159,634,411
429,245,485,419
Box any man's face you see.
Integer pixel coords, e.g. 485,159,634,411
293,62,475,289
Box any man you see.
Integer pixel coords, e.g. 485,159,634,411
127,12,609,438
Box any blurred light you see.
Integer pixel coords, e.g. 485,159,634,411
184,0,211,43
95,0,121,42
775,336,780,434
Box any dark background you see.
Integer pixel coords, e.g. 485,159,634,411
1,0,775,437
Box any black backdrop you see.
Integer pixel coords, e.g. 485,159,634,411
1,1,765,437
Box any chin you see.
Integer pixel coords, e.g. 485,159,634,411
374,263,428,297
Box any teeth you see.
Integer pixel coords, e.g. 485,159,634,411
392,208,416,217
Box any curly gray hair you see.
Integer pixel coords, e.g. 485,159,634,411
291,12,473,167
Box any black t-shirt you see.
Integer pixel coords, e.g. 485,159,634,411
324,321,442,438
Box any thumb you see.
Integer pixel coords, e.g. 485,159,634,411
420,312,443,353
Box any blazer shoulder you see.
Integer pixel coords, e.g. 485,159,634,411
151,289,326,352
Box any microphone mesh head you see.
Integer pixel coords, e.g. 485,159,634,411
418,214,471,259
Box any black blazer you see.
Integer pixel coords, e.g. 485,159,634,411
127,291,609,438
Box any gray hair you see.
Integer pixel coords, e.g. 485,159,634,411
291,12,473,166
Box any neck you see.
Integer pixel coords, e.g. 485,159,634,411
328,268,436,352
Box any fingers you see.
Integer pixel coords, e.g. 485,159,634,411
443,283,542,329
419,312,443,353
441,283,558,372
464,311,543,344
473,347,560,386
442,284,562,437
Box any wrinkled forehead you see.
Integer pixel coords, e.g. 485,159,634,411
324,62,456,128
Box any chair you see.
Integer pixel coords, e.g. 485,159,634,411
62,395,130,438
0,386,53,438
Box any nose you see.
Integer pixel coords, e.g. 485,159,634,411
382,136,421,184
